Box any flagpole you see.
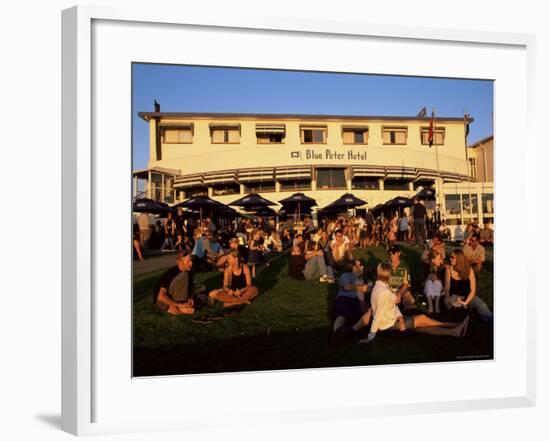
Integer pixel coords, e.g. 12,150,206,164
432,107,442,222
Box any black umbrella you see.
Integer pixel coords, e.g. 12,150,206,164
228,193,277,209
384,196,413,208
279,192,317,219
414,187,436,201
327,193,367,209
253,206,278,217
371,203,385,216
173,195,228,223
133,198,174,215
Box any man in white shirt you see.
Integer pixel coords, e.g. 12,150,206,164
330,229,352,268
362,263,468,343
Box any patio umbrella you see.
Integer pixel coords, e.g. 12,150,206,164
326,193,367,210
384,196,413,208
414,187,436,201
173,195,228,223
278,192,317,219
228,193,277,209
384,196,413,216
371,203,385,216
253,206,278,217
132,198,174,215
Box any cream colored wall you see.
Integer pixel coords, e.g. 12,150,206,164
467,138,494,182
149,117,469,176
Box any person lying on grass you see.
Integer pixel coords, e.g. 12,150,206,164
153,250,207,315
331,260,373,342
360,263,468,344
208,250,259,308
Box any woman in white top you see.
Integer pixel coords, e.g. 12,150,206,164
363,263,468,343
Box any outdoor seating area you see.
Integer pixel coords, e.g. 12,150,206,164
132,192,493,376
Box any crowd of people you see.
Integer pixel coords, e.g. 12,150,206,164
137,197,494,344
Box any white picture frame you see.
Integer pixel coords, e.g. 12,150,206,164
62,5,536,436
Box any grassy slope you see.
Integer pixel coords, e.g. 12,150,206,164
133,244,493,377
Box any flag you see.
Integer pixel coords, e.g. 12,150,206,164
428,109,435,147
416,106,427,118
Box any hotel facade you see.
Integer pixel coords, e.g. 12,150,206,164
133,110,494,231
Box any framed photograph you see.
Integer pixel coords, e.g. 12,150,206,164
62,5,536,436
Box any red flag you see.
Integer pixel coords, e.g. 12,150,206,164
428,109,435,147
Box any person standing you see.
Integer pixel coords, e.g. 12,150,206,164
412,197,428,247
137,212,150,248
398,213,409,242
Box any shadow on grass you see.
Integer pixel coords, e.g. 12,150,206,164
133,317,493,377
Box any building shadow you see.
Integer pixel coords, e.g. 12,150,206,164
35,414,61,429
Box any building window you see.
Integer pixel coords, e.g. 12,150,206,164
211,126,240,144
162,128,193,143
243,181,276,193
316,168,347,190
420,128,445,145
279,179,312,191
301,126,327,144
352,177,379,190
211,184,240,196
413,180,435,190
383,178,410,190
183,187,208,199
469,158,477,179
482,193,494,214
342,127,369,144
256,124,285,144
382,127,407,145
445,194,461,216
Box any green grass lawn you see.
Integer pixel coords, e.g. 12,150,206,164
133,243,493,377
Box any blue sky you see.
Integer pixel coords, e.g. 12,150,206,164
132,64,493,170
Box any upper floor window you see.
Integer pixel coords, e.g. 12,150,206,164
421,127,445,145
301,125,327,144
210,124,241,144
162,125,193,144
382,126,407,145
469,157,477,179
342,126,369,144
256,124,285,144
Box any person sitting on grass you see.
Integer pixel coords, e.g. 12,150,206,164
444,249,493,322
421,234,446,275
153,250,207,315
423,249,445,314
204,230,224,269
209,250,259,308
479,222,494,245
265,229,283,252
361,263,468,344
330,229,353,271
387,245,416,310
247,229,264,278
288,244,306,279
331,260,373,342
462,233,485,273
438,220,451,240
303,238,335,283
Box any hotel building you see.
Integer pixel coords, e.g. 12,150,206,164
133,109,494,231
